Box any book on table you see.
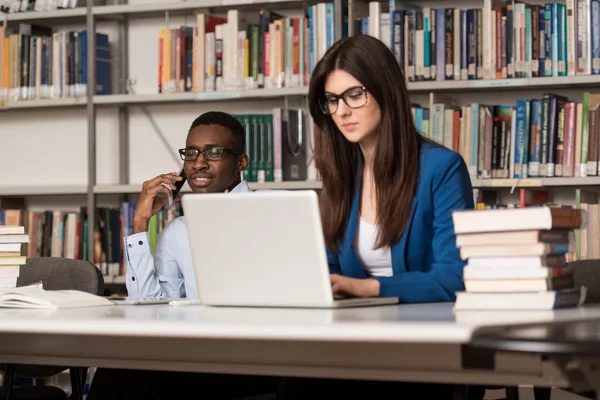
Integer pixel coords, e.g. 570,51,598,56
0,284,113,309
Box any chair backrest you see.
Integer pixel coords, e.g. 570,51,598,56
18,257,104,296
571,259,600,304
7,258,105,379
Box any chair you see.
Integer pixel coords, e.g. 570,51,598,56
0,257,104,400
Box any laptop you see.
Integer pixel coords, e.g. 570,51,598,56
181,190,399,308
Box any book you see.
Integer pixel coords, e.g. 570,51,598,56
454,287,587,310
459,242,570,258
452,206,585,234
0,286,113,309
464,274,574,292
455,229,571,246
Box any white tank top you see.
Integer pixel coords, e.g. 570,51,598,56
352,217,393,277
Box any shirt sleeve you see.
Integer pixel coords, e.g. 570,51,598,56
124,224,186,299
374,152,474,302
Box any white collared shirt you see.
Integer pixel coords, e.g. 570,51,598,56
125,181,252,299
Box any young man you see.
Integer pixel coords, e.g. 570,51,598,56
87,111,280,400
126,111,250,299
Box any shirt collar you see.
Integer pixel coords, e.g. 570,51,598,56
230,180,252,193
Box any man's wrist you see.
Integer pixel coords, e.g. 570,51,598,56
133,216,149,234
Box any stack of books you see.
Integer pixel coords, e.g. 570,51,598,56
451,206,587,311
0,225,29,289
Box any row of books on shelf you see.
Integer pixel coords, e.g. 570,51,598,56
417,91,600,180
0,204,181,277
452,205,587,311
0,23,111,103
1,0,89,13
158,5,334,94
368,0,600,81
234,109,315,183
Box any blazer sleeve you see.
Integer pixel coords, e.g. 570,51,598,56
375,152,474,302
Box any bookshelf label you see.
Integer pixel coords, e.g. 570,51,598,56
491,179,543,187
472,79,525,89
197,91,242,100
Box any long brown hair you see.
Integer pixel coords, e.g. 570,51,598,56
308,34,422,253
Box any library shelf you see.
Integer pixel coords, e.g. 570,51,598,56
92,0,310,18
0,185,88,196
1,7,87,24
471,177,600,188
93,180,323,194
0,97,87,111
407,75,600,93
93,87,309,106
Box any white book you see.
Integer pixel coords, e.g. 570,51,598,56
368,1,380,39
483,0,493,80
0,266,20,278
0,277,17,288
226,10,239,90
0,285,112,309
0,226,24,235
0,234,29,244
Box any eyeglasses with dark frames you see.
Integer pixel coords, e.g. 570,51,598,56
319,86,368,115
178,147,242,162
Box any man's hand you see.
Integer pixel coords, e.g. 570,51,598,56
133,172,183,234
330,274,380,298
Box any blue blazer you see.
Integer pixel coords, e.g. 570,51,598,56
327,141,474,303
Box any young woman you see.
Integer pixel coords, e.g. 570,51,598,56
278,34,480,399
311,34,474,303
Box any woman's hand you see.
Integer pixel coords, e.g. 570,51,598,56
330,274,380,298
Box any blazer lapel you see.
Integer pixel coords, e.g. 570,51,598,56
339,181,367,279
390,196,419,274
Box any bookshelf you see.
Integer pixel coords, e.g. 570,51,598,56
3,0,600,282
4,177,600,199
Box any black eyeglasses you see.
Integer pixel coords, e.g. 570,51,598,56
319,86,368,115
178,147,242,161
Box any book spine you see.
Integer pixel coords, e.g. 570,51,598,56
445,8,453,80
430,8,436,80
468,9,477,79
539,6,547,76
562,102,577,177
555,101,566,176
532,5,540,77
545,5,553,76
581,92,590,176
528,100,542,177
525,6,532,78
540,94,551,176
506,2,514,78
477,8,483,79
437,8,446,81
567,0,577,76
461,9,468,80
592,0,600,74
